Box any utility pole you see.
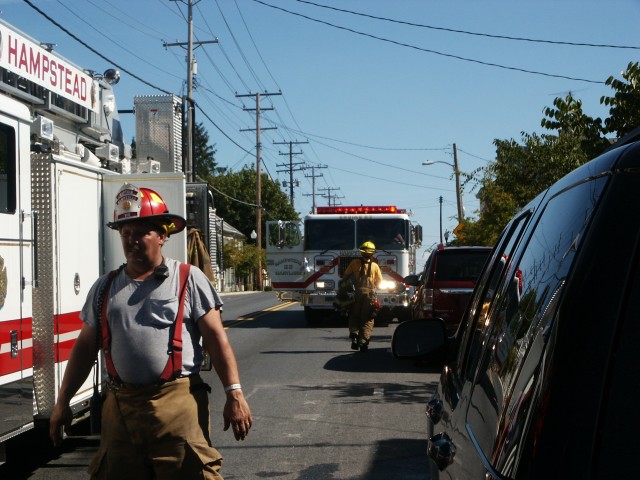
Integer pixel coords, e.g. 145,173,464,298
236,91,281,290
303,165,326,213
319,186,343,206
165,0,218,182
453,143,464,224
439,195,444,246
275,140,308,207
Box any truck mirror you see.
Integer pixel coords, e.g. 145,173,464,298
413,225,423,245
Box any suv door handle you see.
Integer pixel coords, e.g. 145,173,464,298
428,432,456,471
426,397,443,424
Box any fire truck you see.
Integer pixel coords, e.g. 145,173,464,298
266,205,423,324
0,20,219,462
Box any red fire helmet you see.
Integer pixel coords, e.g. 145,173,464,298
106,183,186,236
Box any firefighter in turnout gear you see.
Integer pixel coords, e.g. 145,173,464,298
50,183,252,479
342,241,383,352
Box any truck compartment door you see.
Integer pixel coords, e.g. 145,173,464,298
0,112,34,442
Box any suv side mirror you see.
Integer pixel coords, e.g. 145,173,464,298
391,318,448,361
404,274,420,286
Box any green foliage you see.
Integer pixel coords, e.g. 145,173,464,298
601,61,640,138
457,62,640,247
207,165,299,246
541,94,609,158
458,132,590,246
223,242,264,283
130,137,136,159
193,121,219,179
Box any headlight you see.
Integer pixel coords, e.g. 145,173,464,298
315,280,335,290
379,280,398,291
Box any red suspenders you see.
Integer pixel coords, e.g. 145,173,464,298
159,263,191,381
100,262,191,384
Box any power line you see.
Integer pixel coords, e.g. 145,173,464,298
195,102,254,155
309,137,451,180
269,119,448,151
22,0,173,94
53,0,183,80
251,0,606,84
209,184,258,208
294,0,640,50
329,164,453,192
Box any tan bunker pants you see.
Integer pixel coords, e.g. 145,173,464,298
88,374,223,480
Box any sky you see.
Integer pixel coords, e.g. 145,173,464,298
3,0,640,260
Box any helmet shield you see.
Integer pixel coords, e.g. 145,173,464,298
107,183,186,236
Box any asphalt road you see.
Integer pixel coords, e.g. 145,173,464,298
0,292,440,479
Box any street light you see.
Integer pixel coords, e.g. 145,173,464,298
422,143,464,225
250,230,258,290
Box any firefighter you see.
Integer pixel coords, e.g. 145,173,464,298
343,240,383,352
50,183,252,479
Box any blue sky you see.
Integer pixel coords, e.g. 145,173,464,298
4,0,639,259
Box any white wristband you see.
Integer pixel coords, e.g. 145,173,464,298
224,383,242,393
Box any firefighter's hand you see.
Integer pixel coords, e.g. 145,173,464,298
223,389,253,441
49,402,73,447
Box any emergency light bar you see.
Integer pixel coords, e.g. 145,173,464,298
317,206,405,214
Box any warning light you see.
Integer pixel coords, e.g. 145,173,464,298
316,206,404,214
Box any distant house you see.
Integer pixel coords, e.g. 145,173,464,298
211,215,246,292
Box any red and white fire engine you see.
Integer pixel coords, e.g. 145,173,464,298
0,20,205,462
266,205,423,324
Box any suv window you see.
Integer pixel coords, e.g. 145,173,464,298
434,250,488,283
464,176,607,475
458,215,530,382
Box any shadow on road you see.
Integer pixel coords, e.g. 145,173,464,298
252,438,430,480
285,380,437,406
0,421,98,480
323,347,442,374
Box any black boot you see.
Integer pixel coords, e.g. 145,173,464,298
350,332,359,350
358,339,369,352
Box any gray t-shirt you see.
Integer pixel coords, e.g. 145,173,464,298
81,258,223,384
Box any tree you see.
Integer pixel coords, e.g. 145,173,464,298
193,121,219,178
208,165,299,245
456,62,640,247
223,242,264,289
457,131,593,246
541,94,609,159
130,137,136,159
601,61,640,138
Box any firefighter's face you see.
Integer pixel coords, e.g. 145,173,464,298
119,222,166,264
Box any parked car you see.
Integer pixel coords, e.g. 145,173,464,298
392,140,640,479
404,246,491,334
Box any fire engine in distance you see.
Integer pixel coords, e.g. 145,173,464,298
266,205,423,324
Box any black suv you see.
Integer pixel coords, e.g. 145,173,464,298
392,140,640,479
